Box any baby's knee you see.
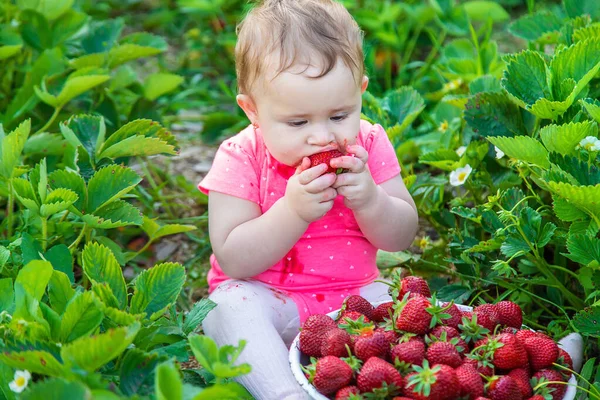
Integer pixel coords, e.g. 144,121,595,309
203,280,263,329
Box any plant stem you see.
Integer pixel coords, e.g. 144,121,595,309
34,106,62,135
41,217,48,252
68,225,87,253
132,239,154,260
6,181,14,238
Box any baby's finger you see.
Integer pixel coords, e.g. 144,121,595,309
303,172,336,193
297,163,328,185
295,157,311,175
345,144,369,164
319,187,338,203
330,155,365,173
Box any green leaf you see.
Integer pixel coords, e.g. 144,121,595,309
120,349,167,396
549,153,600,186
99,136,177,159
51,10,87,45
99,119,178,158
143,73,184,101
566,234,600,265
508,11,563,42
24,132,67,156
16,260,53,301
548,182,600,221
0,119,30,179
155,361,183,400
564,0,600,20
381,87,425,138
141,216,196,241
86,165,141,211
550,38,600,103
92,284,119,308
419,149,460,171
130,262,186,318
104,307,144,326
580,98,600,124
0,278,14,313
40,188,78,217
108,44,164,68
436,284,473,304
0,347,64,377
82,199,143,228
487,136,550,167
501,236,530,257
573,306,600,336
21,379,90,400
59,114,105,160
48,270,75,315
4,49,64,126
541,121,597,156
12,177,39,213
81,19,123,54
35,73,110,108
464,92,526,137
82,242,127,309
191,383,253,400
17,0,74,20
182,299,217,335
463,1,508,22
61,323,140,372
553,195,587,222
45,244,73,282
188,335,218,373
48,169,86,211
0,30,23,60
501,50,551,109
469,75,501,94
59,291,104,343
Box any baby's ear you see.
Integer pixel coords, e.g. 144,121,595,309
361,76,369,94
236,94,259,124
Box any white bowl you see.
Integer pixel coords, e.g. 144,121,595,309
288,301,577,400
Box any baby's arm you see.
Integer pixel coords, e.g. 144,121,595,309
209,160,337,279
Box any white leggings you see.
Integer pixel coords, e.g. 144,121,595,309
202,279,392,400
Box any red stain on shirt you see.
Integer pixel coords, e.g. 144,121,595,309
315,293,325,302
279,247,304,283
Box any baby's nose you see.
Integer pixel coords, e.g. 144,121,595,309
308,126,334,145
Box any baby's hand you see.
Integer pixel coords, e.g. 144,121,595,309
284,158,337,223
331,144,377,211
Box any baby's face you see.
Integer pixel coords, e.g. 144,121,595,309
250,59,367,167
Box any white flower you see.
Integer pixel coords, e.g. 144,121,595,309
9,370,30,393
438,120,449,132
449,164,473,186
444,78,462,91
578,136,600,151
495,146,505,159
456,146,467,157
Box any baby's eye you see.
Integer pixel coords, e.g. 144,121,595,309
331,114,348,122
287,120,307,127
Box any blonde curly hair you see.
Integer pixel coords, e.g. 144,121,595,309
235,0,365,96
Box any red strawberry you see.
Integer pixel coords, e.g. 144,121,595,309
489,333,528,370
532,369,566,400
342,295,375,320
523,334,559,371
357,357,404,395
486,375,523,400
556,348,573,374
305,355,353,395
502,327,519,335
321,327,353,357
399,276,431,299
515,329,536,343
390,340,426,368
396,296,432,335
455,363,484,399
508,368,533,398
474,398,492,400
405,362,460,400
496,301,523,329
474,304,501,332
354,331,388,362
440,302,463,328
339,310,371,324
464,356,495,377
526,396,545,400
426,341,462,368
455,338,469,356
335,385,361,399
372,301,394,322
308,150,344,174
299,314,337,357
430,326,460,340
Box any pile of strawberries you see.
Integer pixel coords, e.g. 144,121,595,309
298,276,573,400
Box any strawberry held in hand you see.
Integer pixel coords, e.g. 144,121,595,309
309,150,345,174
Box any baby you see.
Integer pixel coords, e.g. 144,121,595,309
198,0,419,398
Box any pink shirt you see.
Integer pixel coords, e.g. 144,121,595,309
198,119,401,299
